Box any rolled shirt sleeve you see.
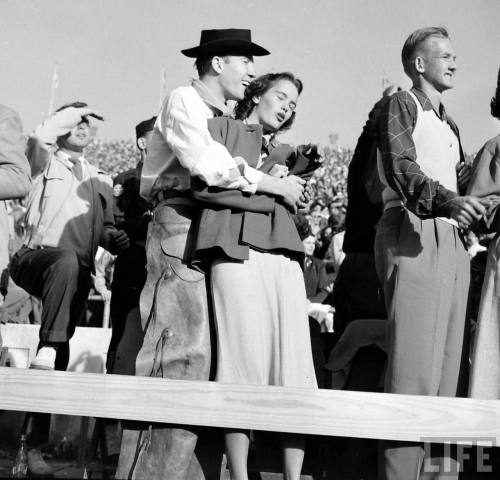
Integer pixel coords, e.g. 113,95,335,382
164,88,263,191
378,91,457,218
229,160,263,193
164,89,236,180
141,87,263,201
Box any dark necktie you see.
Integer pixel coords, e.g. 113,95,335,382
71,160,83,182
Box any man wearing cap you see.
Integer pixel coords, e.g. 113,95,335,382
106,116,155,374
9,103,129,476
116,29,306,480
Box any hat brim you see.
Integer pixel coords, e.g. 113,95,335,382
181,38,270,58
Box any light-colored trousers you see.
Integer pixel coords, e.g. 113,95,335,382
375,208,470,480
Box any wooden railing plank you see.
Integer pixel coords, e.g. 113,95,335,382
1,367,499,445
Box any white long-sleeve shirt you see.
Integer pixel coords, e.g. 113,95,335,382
140,80,263,201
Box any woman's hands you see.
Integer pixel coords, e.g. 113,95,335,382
256,174,306,213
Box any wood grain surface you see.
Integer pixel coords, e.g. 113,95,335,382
1,367,499,445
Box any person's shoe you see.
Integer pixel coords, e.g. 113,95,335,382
27,448,54,477
29,347,56,370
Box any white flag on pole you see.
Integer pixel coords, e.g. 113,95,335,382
52,65,59,89
159,66,167,109
48,63,59,115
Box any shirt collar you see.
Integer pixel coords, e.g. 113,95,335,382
191,79,233,117
240,120,278,155
262,133,274,147
56,149,86,169
411,87,448,121
261,132,278,155
242,120,277,144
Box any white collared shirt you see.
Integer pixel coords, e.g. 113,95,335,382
140,83,263,201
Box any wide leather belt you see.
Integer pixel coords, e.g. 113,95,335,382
154,190,199,210
156,189,190,202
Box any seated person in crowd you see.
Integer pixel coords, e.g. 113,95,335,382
306,199,328,236
314,224,333,259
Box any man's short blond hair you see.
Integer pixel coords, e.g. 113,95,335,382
401,27,449,76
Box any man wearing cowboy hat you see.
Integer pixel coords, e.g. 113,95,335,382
117,29,306,480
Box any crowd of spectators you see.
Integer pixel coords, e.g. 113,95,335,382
308,143,349,207
84,138,139,176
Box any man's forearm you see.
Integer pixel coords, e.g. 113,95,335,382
383,155,457,218
25,136,51,178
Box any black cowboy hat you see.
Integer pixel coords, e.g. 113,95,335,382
181,29,270,58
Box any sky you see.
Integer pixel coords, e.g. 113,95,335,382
1,0,499,153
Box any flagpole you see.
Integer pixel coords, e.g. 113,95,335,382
47,63,59,115
382,70,389,91
159,65,166,110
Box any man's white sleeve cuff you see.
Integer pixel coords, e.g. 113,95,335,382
225,163,264,193
197,162,263,194
242,164,264,185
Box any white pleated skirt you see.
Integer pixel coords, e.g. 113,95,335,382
211,249,317,389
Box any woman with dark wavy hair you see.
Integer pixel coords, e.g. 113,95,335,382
190,72,320,480
466,67,500,399
234,72,303,130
